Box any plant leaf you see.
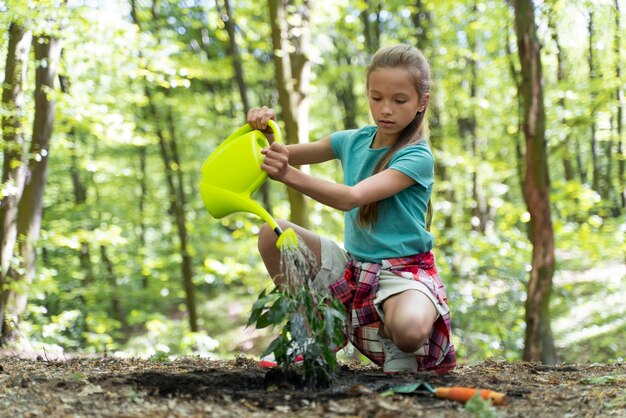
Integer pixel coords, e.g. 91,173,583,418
391,383,421,394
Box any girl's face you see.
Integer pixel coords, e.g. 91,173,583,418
367,67,426,142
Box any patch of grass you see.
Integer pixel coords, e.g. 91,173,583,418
148,351,170,362
580,375,625,385
69,372,87,381
604,393,626,410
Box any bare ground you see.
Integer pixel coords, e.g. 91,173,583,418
1,354,624,417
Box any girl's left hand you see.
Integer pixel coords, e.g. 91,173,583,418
261,142,290,181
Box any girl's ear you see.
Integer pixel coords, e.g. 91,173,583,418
419,93,430,112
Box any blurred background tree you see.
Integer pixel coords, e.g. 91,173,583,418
0,0,624,365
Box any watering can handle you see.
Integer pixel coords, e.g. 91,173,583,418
264,120,282,144
230,119,282,145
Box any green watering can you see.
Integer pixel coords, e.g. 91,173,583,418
199,120,297,249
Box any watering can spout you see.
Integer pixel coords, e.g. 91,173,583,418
199,184,280,231
199,120,282,232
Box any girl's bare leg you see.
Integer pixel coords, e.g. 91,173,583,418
257,219,322,287
379,290,438,353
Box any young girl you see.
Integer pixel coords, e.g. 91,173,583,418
247,44,456,374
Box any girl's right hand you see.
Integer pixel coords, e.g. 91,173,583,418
261,141,291,182
246,106,276,133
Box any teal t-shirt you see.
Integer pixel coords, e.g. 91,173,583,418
330,125,434,263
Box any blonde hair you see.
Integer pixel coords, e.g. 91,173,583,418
359,44,431,227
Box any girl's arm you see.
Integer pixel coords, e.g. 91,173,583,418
286,136,334,166
262,142,415,211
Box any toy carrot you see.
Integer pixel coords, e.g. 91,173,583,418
386,382,507,405
434,386,507,405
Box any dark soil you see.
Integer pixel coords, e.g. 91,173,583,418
1,354,624,417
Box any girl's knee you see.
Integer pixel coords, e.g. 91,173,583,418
258,221,289,282
258,223,278,255
258,220,293,246
392,316,433,353
257,219,291,261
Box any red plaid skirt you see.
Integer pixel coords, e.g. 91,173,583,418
328,252,456,374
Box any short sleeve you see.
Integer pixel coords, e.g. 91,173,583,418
330,129,356,160
388,142,434,190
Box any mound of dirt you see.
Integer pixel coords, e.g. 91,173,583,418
0,354,624,417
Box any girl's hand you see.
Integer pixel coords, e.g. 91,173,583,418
261,141,290,181
247,106,276,138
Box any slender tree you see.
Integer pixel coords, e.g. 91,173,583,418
361,0,381,54
58,69,94,342
221,0,251,116
411,1,456,234
513,0,557,364
130,0,198,332
328,32,359,130
588,9,600,193
458,7,490,233
546,3,574,182
138,145,149,288
100,245,126,329
0,22,32,340
268,0,311,227
4,34,63,342
614,0,624,211
220,0,273,212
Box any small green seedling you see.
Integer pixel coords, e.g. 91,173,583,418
248,285,345,387
465,392,499,418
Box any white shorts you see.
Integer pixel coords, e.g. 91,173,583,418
311,236,448,321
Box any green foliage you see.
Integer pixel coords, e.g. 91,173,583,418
378,382,432,397
148,350,171,363
248,286,346,387
464,393,499,418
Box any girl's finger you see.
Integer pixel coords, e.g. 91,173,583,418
265,150,288,165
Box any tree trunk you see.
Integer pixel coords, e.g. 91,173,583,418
588,10,600,194
361,0,381,54
268,0,310,228
130,0,198,332
138,145,149,288
335,66,358,130
513,0,557,365
505,20,526,216
546,7,575,182
221,0,250,116
148,92,198,333
59,71,94,343
221,0,274,212
164,109,197,332
100,245,126,329
614,0,625,211
0,23,32,340
329,40,358,130
411,1,455,236
412,0,430,52
459,8,489,233
1,35,62,343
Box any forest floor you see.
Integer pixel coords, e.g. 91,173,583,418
1,354,625,417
